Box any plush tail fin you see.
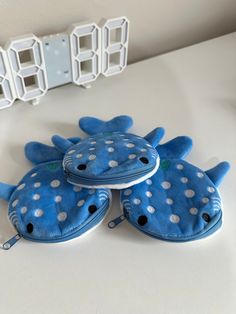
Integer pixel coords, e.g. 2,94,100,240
79,115,133,135
158,136,193,159
0,182,15,201
205,161,230,187
144,128,165,147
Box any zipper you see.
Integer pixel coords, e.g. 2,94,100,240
65,163,156,185
109,207,222,242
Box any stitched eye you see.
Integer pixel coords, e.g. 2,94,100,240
26,223,34,233
77,164,87,170
137,215,148,226
88,205,97,214
139,157,149,164
202,213,211,223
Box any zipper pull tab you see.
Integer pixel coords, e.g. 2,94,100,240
1,234,21,250
108,215,126,229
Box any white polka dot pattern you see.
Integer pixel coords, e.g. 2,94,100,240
50,180,60,188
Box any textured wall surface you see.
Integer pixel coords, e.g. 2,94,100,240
0,0,236,63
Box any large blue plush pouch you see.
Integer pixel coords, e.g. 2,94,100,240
0,160,111,250
25,116,165,189
110,139,230,242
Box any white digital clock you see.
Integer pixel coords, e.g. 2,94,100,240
0,16,129,110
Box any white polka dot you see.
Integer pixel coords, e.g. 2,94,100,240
88,189,95,195
146,179,152,185
190,207,198,215
33,194,40,200
176,164,184,170
197,172,204,178
73,186,82,192
88,154,96,160
17,183,25,190
141,148,147,152
161,181,171,189
180,177,188,183
77,200,85,207
68,150,75,155
185,189,195,198
124,189,132,196
107,147,114,152
126,143,135,148
90,141,96,144
170,214,180,223
109,160,118,168
55,195,62,203
50,180,60,188
133,198,141,205
146,143,152,147
145,191,152,198
34,182,41,188
147,206,155,214
35,209,44,217
166,198,173,205
31,172,37,177
20,206,27,214
76,154,83,159
105,140,114,144
57,212,67,222
89,147,95,151
12,199,18,207
202,197,209,204
128,154,136,159
207,186,215,193
123,138,129,141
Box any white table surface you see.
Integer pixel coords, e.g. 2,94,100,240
0,32,235,314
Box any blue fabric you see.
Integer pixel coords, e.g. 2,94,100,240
25,116,165,189
120,158,230,241
79,115,133,135
0,160,111,242
24,137,81,165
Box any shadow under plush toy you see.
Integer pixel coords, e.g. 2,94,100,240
25,116,165,189
0,160,111,250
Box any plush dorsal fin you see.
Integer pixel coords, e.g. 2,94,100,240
51,135,74,153
0,183,15,201
79,115,133,135
205,161,230,187
24,137,80,165
144,128,165,147
158,136,193,159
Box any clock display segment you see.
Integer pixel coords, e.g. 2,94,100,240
0,16,129,110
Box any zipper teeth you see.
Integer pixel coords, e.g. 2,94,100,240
123,209,222,242
66,165,155,184
23,199,110,243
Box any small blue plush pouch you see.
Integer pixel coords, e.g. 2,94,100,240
110,137,230,242
0,160,111,250
25,116,165,189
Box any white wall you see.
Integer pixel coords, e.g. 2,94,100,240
0,0,236,63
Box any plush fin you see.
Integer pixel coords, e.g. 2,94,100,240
0,183,15,201
24,137,81,164
144,128,165,147
51,135,74,153
79,115,133,135
158,136,193,159
68,137,81,144
25,142,64,164
205,161,230,187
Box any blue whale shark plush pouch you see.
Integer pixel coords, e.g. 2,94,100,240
110,139,230,242
25,116,165,189
0,159,111,250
